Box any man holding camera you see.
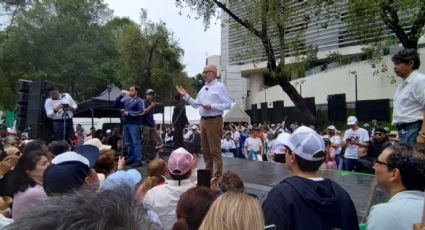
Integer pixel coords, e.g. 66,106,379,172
342,116,370,171
44,85,78,143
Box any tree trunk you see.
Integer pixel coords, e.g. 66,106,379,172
275,74,317,125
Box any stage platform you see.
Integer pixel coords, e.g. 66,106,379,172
142,153,388,221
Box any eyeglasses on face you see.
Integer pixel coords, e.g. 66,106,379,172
374,132,384,136
373,159,388,166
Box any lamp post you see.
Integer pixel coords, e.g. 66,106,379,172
263,87,267,107
349,71,358,103
294,79,306,96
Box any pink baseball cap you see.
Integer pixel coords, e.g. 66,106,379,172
168,147,193,176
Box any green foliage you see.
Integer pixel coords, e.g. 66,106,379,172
1,0,116,102
0,1,191,108
115,12,187,104
0,68,15,110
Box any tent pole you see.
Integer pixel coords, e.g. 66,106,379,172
108,85,112,126
91,108,94,129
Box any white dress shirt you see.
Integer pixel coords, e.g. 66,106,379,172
183,79,231,117
44,93,78,120
393,70,425,124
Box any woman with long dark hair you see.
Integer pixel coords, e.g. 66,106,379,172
9,150,49,219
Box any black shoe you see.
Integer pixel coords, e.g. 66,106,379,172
130,161,142,168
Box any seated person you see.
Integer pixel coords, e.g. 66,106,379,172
184,125,201,154
356,128,390,174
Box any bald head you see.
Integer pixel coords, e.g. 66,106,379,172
202,65,218,83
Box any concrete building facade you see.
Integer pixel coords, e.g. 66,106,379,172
219,1,425,113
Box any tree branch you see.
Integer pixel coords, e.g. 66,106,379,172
379,1,411,48
211,0,262,39
408,3,425,45
276,0,285,71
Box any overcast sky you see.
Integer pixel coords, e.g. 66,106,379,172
105,0,221,77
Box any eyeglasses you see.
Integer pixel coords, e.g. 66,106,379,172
374,132,384,136
202,70,214,74
373,159,388,166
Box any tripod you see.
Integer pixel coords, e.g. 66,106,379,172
62,106,70,141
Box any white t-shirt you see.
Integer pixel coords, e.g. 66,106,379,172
221,138,236,151
343,128,370,159
231,131,240,147
244,137,262,152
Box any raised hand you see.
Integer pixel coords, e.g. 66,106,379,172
175,85,187,96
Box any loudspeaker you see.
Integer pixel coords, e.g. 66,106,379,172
15,79,32,131
251,104,259,124
327,94,347,121
355,99,390,122
272,101,284,124
27,80,62,141
304,97,316,117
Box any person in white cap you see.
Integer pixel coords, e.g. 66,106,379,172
342,116,369,171
262,126,358,230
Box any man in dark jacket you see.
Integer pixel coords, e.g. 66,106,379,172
114,86,144,167
141,89,157,162
172,93,188,148
262,126,359,230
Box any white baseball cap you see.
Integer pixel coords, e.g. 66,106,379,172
327,125,336,131
347,116,358,125
282,126,325,162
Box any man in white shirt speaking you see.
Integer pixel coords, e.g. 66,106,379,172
176,64,231,177
44,85,77,143
391,48,425,145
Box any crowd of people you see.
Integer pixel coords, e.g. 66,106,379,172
0,50,425,229
1,121,424,230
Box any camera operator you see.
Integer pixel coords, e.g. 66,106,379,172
44,85,77,143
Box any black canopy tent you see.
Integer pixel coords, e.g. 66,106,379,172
74,85,122,118
74,85,166,134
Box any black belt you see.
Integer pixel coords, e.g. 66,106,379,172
395,120,422,130
52,119,73,122
201,115,222,120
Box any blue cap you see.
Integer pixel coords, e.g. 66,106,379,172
101,169,142,190
74,145,100,167
43,161,90,196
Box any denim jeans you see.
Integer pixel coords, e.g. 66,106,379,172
398,122,421,146
52,119,74,143
124,124,142,162
342,158,358,171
